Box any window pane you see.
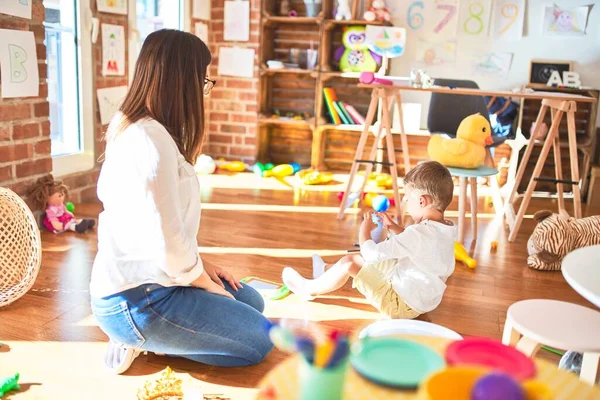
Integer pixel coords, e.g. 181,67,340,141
44,0,81,157
136,0,182,42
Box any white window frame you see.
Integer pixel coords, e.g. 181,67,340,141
127,0,190,84
51,1,95,177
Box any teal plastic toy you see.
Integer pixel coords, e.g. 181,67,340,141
0,373,20,397
66,201,75,213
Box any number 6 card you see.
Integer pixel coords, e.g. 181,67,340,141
0,29,39,98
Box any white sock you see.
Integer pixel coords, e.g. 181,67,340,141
312,254,326,279
282,267,315,301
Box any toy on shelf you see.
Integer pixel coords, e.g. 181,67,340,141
334,26,382,73
527,210,600,271
363,0,391,22
194,154,217,175
253,162,275,176
27,175,95,234
296,169,334,185
217,159,247,173
271,109,310,121
263,164,295,178
427,113,493,169
454,242,477,269
0,373,20,397
335,0,352,20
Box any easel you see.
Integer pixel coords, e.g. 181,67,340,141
505,99,581,242
337,86,410,220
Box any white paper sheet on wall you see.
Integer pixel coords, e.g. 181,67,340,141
415,39,457,66
218,47,255,78
97,0,127,15
0,29,39,98
195,22,209,43
224,0,250,42
193,0,211,19
491,0,525,40
471,52,513,78
97,86,128,125
426,0,459,39
102,24,126,76
0,0,32,19
458,0,492,37
542,4,590,37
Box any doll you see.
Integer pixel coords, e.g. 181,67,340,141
27,174,95,234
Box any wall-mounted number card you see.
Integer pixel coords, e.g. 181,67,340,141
0,0,32,19
428,0,458,38
404,0,426,31
0,29,39,98
492,0,525,40
458,0,492,37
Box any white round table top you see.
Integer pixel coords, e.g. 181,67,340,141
562,245,600,308
507,299,600,353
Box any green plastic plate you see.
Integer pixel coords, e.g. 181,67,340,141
350,337,445,389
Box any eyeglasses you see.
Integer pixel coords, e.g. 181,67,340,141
204,77,216,95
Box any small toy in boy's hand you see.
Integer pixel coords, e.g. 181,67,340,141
0,373,20,397
27,175,95,234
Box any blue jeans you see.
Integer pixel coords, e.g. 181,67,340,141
90,283,273,367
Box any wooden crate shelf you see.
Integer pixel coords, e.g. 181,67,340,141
263,14,322,26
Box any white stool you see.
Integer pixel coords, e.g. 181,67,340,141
502,299,600,385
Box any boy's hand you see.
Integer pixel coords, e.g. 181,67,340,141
378,212,404,234
361,212,378,232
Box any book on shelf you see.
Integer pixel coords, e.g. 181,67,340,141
323,87,342,125
323,88,366,125
333,101,353,124
344,104,365,125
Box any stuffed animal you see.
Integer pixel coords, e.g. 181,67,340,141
527,210,600,271
334,26,382,73
335,0,352,20
364,0,391,22
27,174,95,234
427,113,493,169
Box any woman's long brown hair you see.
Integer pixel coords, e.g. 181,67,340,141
108,29,211,165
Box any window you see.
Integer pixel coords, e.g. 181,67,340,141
128,0,188,81
44,0,94,177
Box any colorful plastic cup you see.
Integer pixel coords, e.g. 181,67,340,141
298,357,347,400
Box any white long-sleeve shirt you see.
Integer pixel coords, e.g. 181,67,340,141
90,116,203,298
360,220,456,314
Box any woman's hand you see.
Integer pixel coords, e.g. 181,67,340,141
204,262,243,291
190,270,235,300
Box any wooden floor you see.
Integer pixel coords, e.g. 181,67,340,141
0,172,598,399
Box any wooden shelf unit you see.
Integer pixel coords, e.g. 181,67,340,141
258,0,396,171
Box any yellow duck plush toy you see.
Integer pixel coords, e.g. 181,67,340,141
427,113,493,169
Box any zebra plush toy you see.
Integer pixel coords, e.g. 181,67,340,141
527,210,600,271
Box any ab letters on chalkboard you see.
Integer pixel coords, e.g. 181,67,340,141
529,60,572,86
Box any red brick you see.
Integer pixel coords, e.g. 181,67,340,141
0,104,31,122
221,124,246,134
244,136,256,145
34,101,49,117
212,101,243,112
212,9,224,20
38,62,47,79
13,123,39,140
0,126,10,141
0,166,12,182
208,144,229,155
226,80,253,89
246,103,258,113
210,134,233,144
40,120,51,137
0,20,29,30
239,92,258,102
250,10,261,20
230,146,255,157
234,136,243,145
36,43,46,59
208,123,219,133
211,112,229,122
7,181,30,197
0,143,34,162
210,90,236,100
32,3,45,21
38,83,48,99
31,25,45,40
232,114,256,123
247,125,257,135
15,158,52,178
35,139,51,155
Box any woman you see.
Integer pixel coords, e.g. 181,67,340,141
90,30,273,374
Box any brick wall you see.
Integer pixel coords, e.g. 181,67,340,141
0,0,128,205
0,0,52,196
195,0,261,163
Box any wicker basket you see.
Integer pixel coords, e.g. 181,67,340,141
0,187,42,307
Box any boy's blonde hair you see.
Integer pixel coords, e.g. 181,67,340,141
404,161,453,212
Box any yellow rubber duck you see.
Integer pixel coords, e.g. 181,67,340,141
427,113,493,169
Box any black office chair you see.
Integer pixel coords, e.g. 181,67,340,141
427,78,507,147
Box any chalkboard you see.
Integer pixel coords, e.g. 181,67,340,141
529,60,572,85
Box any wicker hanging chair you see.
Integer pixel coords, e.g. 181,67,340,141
0,187,42,307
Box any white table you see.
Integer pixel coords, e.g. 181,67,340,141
562,245,600,308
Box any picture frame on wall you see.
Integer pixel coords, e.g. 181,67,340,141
529,60,572,87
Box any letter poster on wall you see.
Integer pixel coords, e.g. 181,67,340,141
0,29,39,98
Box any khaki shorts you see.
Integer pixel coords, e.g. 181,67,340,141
353,259,420,319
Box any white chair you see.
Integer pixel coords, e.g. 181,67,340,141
502,299,600,385
0,187,42,307
358,319,463,341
